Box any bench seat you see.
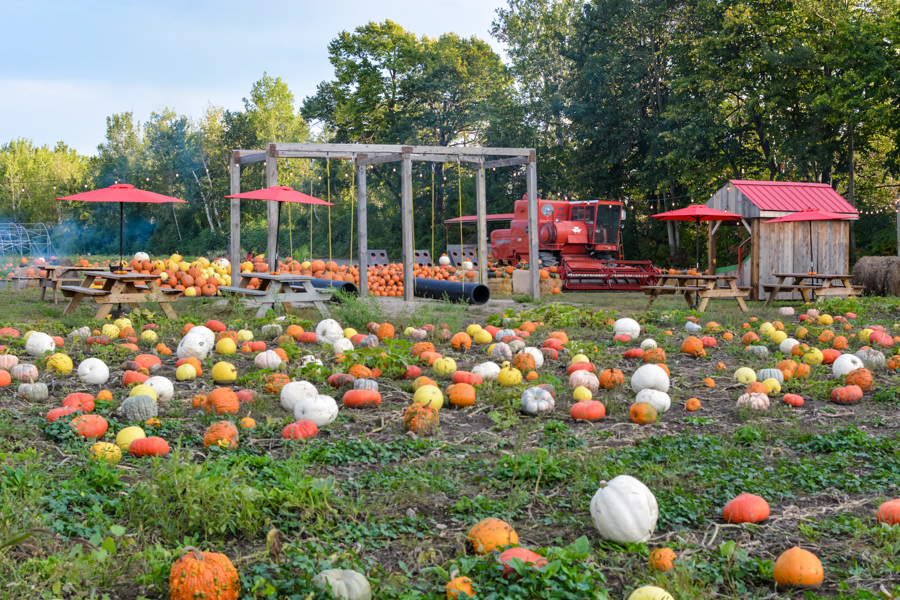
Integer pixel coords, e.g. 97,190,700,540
60,285,108,297
218,286,268,296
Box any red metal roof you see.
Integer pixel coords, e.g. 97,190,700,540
730,180,858,214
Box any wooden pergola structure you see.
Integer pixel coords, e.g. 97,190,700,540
228,143,540,300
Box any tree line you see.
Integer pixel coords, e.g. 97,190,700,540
1,0,898,266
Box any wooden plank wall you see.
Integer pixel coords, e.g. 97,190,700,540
706,185,762,219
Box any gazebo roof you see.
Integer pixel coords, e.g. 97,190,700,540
728,180,858,215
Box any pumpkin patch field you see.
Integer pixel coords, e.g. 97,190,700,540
2,287,900,600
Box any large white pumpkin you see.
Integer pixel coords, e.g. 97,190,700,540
25,332,55,356
472,361,501,381
832,353,864,377
293,394,339,427
631,364,670,393
568,370,600,393
640,338,658,350
68,326,91,340
280,381,319,412
590,474,658,543
779,337,800,355
77,357,110,385
144,376,174,403
177,328,213,359
634,389,671,413
613,318,641,339
316,319,344,345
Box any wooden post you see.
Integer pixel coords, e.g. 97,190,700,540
707,222,717,275
750,218,760,300
229,152,241,281
401,149,414,301
266,145,278,272
476,159,487,283
356,158,368,296
527,152,539,299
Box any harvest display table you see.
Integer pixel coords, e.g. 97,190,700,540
643,273,750,312
60,271,178,319
763,273,864,307
218,273,333,318
38,265,103,304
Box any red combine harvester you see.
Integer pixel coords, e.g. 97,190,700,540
489,197,660,291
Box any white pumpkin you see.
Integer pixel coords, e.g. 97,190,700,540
144,376,174,403
568,370,600,393
630,364,670,393
634,389,671,413
298,354,323,367
438,255,451,266
25,332,55,356
472,361,501,381
736,392,770,410
832,353,864,377
521,386,555,415
280,381,319,412
77,357,110,385
177,330,212,360
68,326,91,339
613,318,641,338
684,321,702,334
293,394,339,427
745,345,769,358
757,368,785,385
316,319,344,345
261,323,283,339
254,350,283,370
312,569,371,600
490,342,513,362
590,474,658,543
332,338,354,354
779,306,795,316
133,251,150,262
779,338,800,355
522,347,544,370
640,338,658,350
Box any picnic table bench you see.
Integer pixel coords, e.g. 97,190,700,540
218,272,333,318
60,271,178,320
643,273,749,312
38,265,106,304
763,273,864,306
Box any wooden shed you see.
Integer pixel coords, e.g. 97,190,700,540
705,180,859,300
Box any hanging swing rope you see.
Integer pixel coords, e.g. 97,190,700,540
431,163,435,265
349,155,355,269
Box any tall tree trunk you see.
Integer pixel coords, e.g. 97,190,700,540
848,123,856,261
192,170,217,233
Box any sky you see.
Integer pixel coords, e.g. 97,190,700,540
3,0,509,156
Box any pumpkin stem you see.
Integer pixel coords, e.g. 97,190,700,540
181,545,205,561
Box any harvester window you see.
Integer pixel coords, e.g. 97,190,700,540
595,205,619,245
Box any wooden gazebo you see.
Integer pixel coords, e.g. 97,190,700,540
705,180,859,299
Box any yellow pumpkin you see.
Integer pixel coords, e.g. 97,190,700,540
175,363,198,381
497,362,523,386
45,353,74,375
211,361,238,384
115,426,146,451
215,337,237,355
129,384,158,401
413,384,444,410
432,357,458,377
90,441,122,464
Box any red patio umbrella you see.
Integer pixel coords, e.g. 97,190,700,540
57,183,186,268
765,208,858,273
652,204,743,270
225,185,334,266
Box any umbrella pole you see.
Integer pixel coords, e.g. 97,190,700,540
119,202,124,269
695,219,700,271
809,220,814,273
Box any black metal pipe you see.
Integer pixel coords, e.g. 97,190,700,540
412,277,490,304
292,277,359,298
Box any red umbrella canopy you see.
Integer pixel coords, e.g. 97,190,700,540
225,185,333,206
765,208,858,223
652,205,742,222
56,183,186,204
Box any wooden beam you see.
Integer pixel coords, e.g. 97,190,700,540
707,222,716,275
229,157,241,282
266,146,278,272
401,153,414,301
356,161,368,296
355,153,402,166
232,150,266,164
750,218,760,300
273,142,534,158
476,161,487,284
527,159,540,299
483,156,528,169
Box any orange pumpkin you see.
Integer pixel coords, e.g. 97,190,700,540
831,384,863,404
629,402,657,425
722,492,770,523
467,518,518,554
205,388,240,415
342,389,382,408
570,400,605,421
649,547,676,572
685,397,701,411
597,368,625,389
680,336,705,357
447,383,477,407
844,367,872,391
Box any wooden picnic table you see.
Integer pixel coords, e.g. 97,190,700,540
61,271,178,320
643,273,750,312
763,272,864,306
218,272,333,318
38,265,104,304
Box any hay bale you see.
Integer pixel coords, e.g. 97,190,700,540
852,256,900,296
